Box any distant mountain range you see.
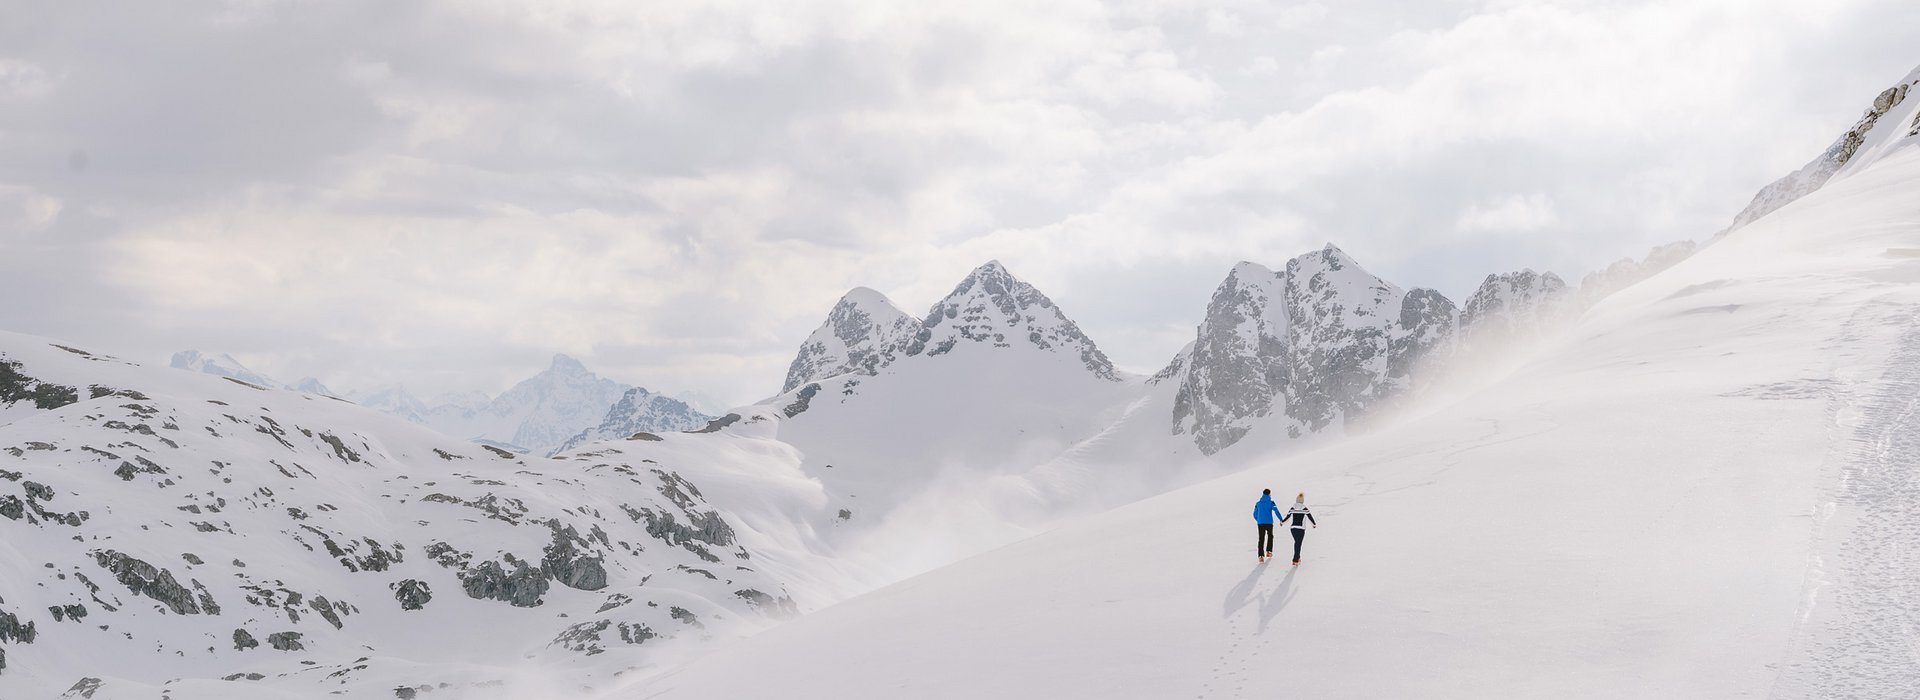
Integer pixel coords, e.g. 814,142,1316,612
168,352,710,457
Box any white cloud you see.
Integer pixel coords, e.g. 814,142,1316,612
0,0,1916,402
1455,193,1560,234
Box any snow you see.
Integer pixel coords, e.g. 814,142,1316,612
618,137,1920,697
0,339,847,699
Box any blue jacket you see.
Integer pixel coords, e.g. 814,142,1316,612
1253,495,1282,524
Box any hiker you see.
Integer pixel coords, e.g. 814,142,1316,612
1253,489,1283,562
1286,492,1317,564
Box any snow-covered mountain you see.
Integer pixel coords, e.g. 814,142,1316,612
291,377,339,398
470,355,632,455
349,384,432,425
709,260,1147,575
620,63,1920,700
1456,268,1568,352
781,287,920,393
351,356,635,456
1166,246,1455,455
906,260,1120,381
554,388,713,453
0,333,840,698
167,350,281,390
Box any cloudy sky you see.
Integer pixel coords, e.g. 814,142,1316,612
3,0,1916,406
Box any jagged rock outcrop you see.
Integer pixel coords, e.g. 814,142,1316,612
266,631,304,651
1459,269,1568,353
1170,262,1289,454
391,579,432,611
541,523,610,591
91,550,218,616
1169,245,1458,454
782,287,921,393
1723,80,1912,234
1385,289,1459,391
553,387,712,454
458,556,550,608
905,261,1120,381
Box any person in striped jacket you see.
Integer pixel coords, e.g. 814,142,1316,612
1284,492,1317,565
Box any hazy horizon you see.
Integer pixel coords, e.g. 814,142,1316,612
5,0,1918,405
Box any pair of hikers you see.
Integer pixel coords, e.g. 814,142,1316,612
1253,489,1316,564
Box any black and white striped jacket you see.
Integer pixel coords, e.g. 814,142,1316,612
1285,504,1317,530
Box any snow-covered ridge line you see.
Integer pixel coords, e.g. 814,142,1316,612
0,334,833,698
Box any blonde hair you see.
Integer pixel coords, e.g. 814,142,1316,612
1295,492,1305,502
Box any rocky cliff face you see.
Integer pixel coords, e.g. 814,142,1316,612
1169,245,1457,455
1458,269,1568,352
782,288,920,394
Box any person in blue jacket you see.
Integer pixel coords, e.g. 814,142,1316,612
1253,489,1283,562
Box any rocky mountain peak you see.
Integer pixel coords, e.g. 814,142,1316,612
906,260,1119,381
781,287,920,393
548,354,590,375
1459,269,1568,351
1170,247,1455,455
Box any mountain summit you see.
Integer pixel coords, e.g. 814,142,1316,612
903,260,1119,380
781,261,1122,394
1168,245,1455,454
783,287,920,393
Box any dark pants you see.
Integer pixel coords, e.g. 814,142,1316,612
1290,528,1306,561
1257,523,1274,555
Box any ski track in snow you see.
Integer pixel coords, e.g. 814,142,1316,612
1782,308,1920,697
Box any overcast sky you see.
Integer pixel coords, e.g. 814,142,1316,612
3,0,1917,406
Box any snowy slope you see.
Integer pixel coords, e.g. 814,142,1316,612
0,339,846,699
620,107,1920,699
